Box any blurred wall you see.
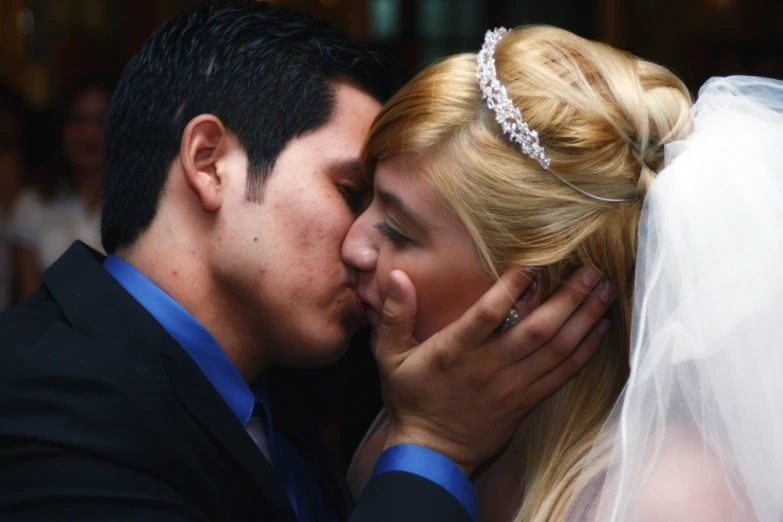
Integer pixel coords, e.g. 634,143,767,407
2,0,781,109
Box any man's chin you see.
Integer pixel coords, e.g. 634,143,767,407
278,339,351,369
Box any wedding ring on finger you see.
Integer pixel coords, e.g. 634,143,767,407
495,307,521,334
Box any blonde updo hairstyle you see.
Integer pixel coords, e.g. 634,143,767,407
361,25,693,521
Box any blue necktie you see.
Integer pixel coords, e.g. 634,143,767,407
253,403,337,522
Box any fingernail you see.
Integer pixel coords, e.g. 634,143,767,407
599,319,611,335
520,277,538,302
598,280,615,304
389,272,401,298
582,269,601,288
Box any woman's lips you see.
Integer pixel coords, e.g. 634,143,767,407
350,288,367,323
356,290,380,327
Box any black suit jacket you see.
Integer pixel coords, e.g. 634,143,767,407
0,242,472,522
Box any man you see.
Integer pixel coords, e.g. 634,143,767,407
0,3,611,521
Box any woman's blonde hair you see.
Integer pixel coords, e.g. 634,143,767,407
361,25,693,521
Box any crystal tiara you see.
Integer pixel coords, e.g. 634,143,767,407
476,27,631,203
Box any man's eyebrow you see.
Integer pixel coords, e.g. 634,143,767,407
331,159,361,173
330,159,369,187
377,189,428,228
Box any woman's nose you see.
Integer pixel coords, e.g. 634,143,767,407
342,209,378,272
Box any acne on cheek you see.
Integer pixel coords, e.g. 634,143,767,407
294,223,324,251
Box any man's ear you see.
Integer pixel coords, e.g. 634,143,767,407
180,114,229,212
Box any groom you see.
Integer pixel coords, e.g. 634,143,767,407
0,3,611,522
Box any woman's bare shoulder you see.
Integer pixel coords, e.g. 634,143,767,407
629,429,750,522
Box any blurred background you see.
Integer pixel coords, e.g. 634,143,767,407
3,0,782,108
1,0,782,469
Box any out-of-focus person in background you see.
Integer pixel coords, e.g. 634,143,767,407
7,81,110,301
0,84,29,311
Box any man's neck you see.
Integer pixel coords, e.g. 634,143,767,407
117,239,269,384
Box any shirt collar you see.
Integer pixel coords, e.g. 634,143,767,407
103,254,267,426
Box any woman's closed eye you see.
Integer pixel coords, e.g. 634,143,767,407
374,221,410,246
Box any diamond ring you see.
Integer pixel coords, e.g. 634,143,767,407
495,307,521,334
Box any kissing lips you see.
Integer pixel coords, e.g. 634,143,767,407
350,289,368,324
356,290,381,329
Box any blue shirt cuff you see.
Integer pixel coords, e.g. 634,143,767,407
370,444,478,521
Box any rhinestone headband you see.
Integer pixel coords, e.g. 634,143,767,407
476,27,631,203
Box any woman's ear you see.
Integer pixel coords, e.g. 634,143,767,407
180,114,229,212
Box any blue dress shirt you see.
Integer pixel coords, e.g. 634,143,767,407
103,255,477,521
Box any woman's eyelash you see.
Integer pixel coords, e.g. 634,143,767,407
374,222,410,245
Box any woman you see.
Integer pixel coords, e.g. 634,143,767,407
8,82,109,300
343,25,783,521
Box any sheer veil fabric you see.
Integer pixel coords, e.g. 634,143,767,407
564,76,783,522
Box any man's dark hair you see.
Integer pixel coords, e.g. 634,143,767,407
101,1,402,253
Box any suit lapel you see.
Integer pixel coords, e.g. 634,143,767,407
161,348,297,522
42,242,297,522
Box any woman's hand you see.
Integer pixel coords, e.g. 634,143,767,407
375,267,612,476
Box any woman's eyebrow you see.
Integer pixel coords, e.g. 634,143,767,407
377,189,429,230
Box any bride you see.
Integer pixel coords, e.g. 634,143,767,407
342,25,783,522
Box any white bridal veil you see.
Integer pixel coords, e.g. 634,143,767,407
565,76,783,522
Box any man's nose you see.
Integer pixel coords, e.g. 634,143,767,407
342,211,378,272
